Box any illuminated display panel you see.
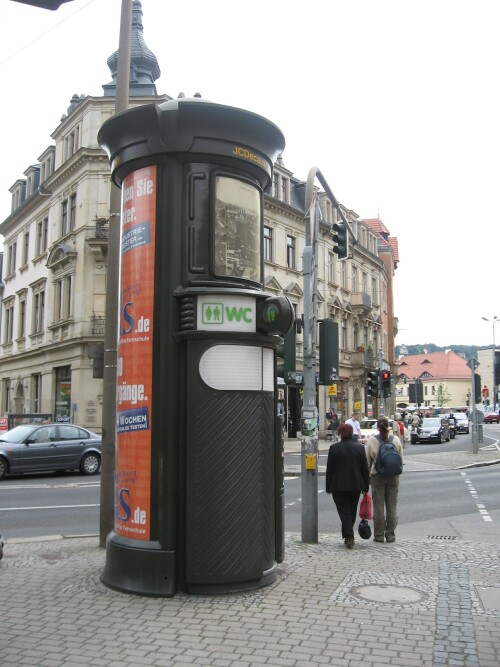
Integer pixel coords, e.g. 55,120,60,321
214,176,260,282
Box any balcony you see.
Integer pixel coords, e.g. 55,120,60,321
351,349,376,369
90,315,105,336
86,218,109,261
351,292,372,316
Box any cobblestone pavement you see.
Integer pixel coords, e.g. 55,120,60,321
2,533,500,666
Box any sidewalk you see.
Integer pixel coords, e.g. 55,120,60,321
2,530,500,666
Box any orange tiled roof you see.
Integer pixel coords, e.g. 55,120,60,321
363,218,390,236
397,351,470,380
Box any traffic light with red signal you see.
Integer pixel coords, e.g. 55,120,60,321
381,370,392,398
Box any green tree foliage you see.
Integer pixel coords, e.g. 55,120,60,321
396,344,487,359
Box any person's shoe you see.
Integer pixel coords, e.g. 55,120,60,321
386,537,396,543
373,538,384,543
346,536,354,549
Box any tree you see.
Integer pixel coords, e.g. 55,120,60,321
436,383,451,406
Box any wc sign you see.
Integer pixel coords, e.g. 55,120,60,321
197,295,256,332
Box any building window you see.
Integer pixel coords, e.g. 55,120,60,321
55,366,72,422
33,288,45,334
55,275,72,322
353,323,359,350
372,276,377,303
18,297,26,339
281,177,288,203
32,374,42,412
328,252,335,283
7,242,17,275
341,318,347,349
64,126,79,160
352,267,358,293
70,194,76,231
362,272,368,295
339,261,346,289
22,230,30,266
264,225,273,262
3,301,14,343
61,194,76,236
286,235,296,269
37,217,49,255
61,200,68,236
2,378,10,414
273,173,279,198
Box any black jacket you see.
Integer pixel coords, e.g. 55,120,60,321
325,439,370,493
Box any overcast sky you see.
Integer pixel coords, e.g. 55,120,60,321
1,0,498,348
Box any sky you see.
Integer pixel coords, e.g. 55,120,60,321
1,0,498,348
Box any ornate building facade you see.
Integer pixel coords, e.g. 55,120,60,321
0,1,399,434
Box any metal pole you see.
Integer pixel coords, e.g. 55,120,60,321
378,347,383,417
493,318,497,413
99,0,132,547
301,190,318,544
471,368,478,453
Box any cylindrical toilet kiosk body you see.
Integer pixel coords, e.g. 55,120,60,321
98,98,292,595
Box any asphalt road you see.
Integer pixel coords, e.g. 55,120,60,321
1,454,499,541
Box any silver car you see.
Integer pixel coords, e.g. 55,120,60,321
0,423,101,480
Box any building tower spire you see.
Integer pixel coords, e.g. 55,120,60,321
103,0,161,97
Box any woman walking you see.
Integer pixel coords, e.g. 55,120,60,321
365,416,404,543
326,422,370,549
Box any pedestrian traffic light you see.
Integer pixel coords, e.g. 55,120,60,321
319,319,339,385
331,220,348,260
277,327,296,384
366,370,379,398
381,370,392,398
256,295,295,336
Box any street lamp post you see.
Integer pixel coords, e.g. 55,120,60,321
481,315,498,412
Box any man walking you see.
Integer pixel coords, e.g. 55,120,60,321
345,411,361,442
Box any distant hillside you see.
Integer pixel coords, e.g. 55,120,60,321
395,344,488,359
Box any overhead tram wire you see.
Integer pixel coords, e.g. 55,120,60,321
0,0,97,67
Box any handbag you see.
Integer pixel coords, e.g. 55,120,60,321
359,492,373,520
358,519,372,540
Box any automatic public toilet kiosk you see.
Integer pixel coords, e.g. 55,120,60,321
98,97,294,596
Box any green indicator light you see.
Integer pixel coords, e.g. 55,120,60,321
263,305,278,323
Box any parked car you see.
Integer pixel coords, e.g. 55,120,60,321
484,413,500,423
359,419,394,444
453,413,470,434
411,417,451,444
0,423,101,480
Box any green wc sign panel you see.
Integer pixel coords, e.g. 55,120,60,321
197,295,256,332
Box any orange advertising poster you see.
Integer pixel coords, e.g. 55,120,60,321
115,166,156,540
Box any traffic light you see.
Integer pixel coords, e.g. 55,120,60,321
474,374,481,404
381,370,392,398
319,319,339,385
366,370,379,398
256,295,295,336
331,220,348,259
277,327,296,384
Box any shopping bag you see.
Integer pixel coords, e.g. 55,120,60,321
359,492,373,520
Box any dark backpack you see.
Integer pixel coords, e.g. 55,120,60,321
375,434,403,477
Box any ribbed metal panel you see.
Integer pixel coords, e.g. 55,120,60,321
186,391,275,584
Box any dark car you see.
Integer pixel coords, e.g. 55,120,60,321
484,413,500,423
411,417,451,444
0,423,101,480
